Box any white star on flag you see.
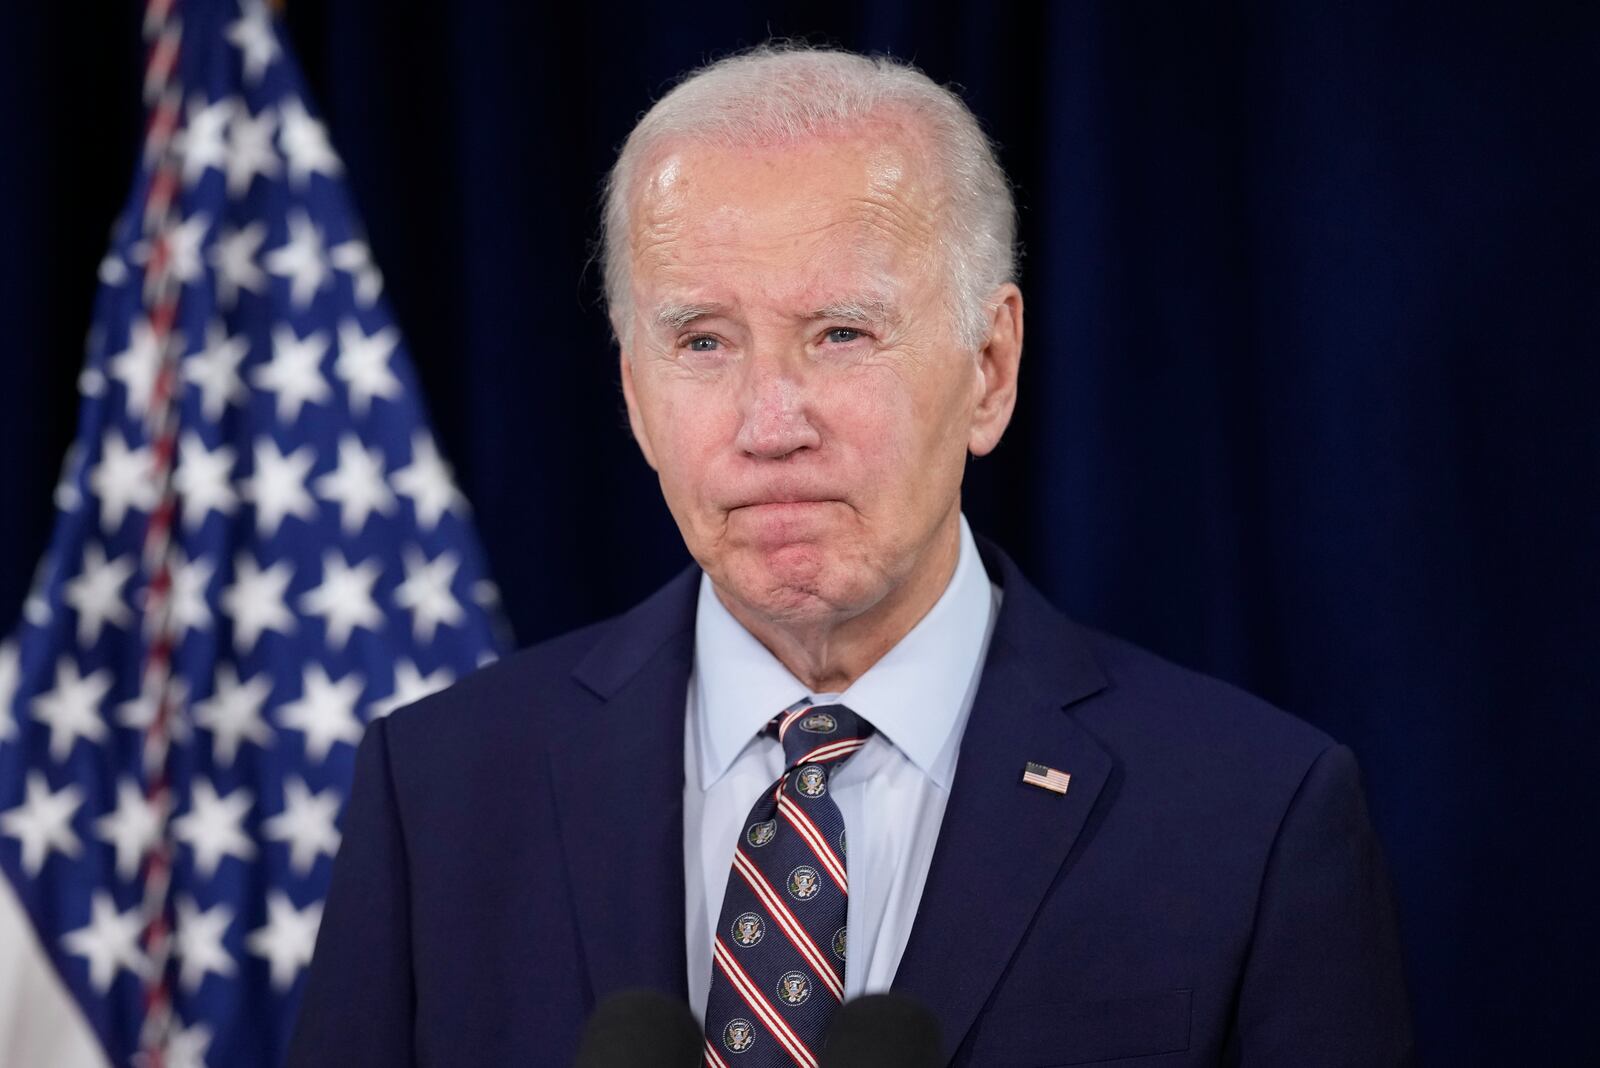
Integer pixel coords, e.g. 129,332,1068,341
209,221,268,307
298,551,384,651
392,431,467,529
193,663,274,767
99,250,130,286
315,434,397,535
329,239,383,305
90,429,159,531
225,0,280,84
247,891,323,991
173,431,239,530
176,96,233,186
184,320,250,419
395,547,465,643
160,211,213,287
93,779,165,882
277,664,365,762
115,675,191,744
278,98,343,185
372,658,454,719
173,898,237,992
61,891,150,993
264,209,330,308
31,657,114,763
107,318,166,418
173,780,256,879
263,778,342,874
252,324,331,422
241,437,318,535
334,318,402,416
0,772,85,875
166,548,216,638
220,552,296,653
152,1021,215,1068
62,543,136,645
226,103,281,197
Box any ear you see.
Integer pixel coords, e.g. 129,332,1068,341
619,348,660,471
968,283,1023,457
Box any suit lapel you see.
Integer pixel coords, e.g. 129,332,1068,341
547,568,699,1005
893,546,1114,1061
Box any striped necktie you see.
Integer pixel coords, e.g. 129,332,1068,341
703,699,873,1067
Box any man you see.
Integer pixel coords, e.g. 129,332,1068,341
290,46,1413,1066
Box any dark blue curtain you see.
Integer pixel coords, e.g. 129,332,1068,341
3,2,1595,1063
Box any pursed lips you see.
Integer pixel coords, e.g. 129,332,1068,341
724,493,843,511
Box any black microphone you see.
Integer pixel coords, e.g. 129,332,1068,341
571,989,702,1068
821,993,943,1067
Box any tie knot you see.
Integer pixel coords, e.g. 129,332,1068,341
772,699,873,771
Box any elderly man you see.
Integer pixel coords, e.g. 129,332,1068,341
291,46,1413,1067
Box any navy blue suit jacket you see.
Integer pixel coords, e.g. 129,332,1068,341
288,541,1413,1066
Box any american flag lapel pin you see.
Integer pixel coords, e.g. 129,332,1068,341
1022,761,1071,795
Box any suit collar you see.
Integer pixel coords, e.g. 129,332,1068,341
570,564,700,699
893,538,1114,1061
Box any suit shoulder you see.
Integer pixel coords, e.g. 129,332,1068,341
1073,624,1337,783
382,618,610,744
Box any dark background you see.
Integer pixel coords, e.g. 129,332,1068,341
3,1,1596,1063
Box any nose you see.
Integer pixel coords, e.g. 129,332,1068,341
733,361,821,460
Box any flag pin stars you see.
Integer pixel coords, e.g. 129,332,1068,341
1022,761,1071,795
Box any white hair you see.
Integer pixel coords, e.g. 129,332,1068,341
601,44,1018,349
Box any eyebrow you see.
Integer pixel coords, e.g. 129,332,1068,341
806,298,898,329
652,302,725,331
650,295,902,332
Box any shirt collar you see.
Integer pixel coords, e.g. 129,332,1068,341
692,515,995,791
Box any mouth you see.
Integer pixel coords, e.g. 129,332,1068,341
725,484,844,508
727,497,841,513
723,498,847,541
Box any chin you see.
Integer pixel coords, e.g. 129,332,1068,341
718,544,876,627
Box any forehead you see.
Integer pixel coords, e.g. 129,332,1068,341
627,126,942,303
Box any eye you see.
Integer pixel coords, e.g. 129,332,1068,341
823,327,863,345
683,335,721,352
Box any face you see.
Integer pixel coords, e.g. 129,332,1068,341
619,124,1021,631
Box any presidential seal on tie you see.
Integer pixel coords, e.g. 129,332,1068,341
788,865,822,900
731,912,765,948
796,765,827,798
777,971,812,1006
747,819,777,848
723,1018,755,1053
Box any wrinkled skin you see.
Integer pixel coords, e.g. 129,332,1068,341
619,121,1022,692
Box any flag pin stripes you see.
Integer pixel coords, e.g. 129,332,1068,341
1021,762,1071,795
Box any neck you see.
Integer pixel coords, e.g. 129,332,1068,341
715,512,964,694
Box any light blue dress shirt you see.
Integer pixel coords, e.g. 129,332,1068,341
683,515,1001,1019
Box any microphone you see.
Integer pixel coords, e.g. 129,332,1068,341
821,993,943,1067
571,989,702,1068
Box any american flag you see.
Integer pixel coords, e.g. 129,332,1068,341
0,1,505,1065
1021,762,1071,796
